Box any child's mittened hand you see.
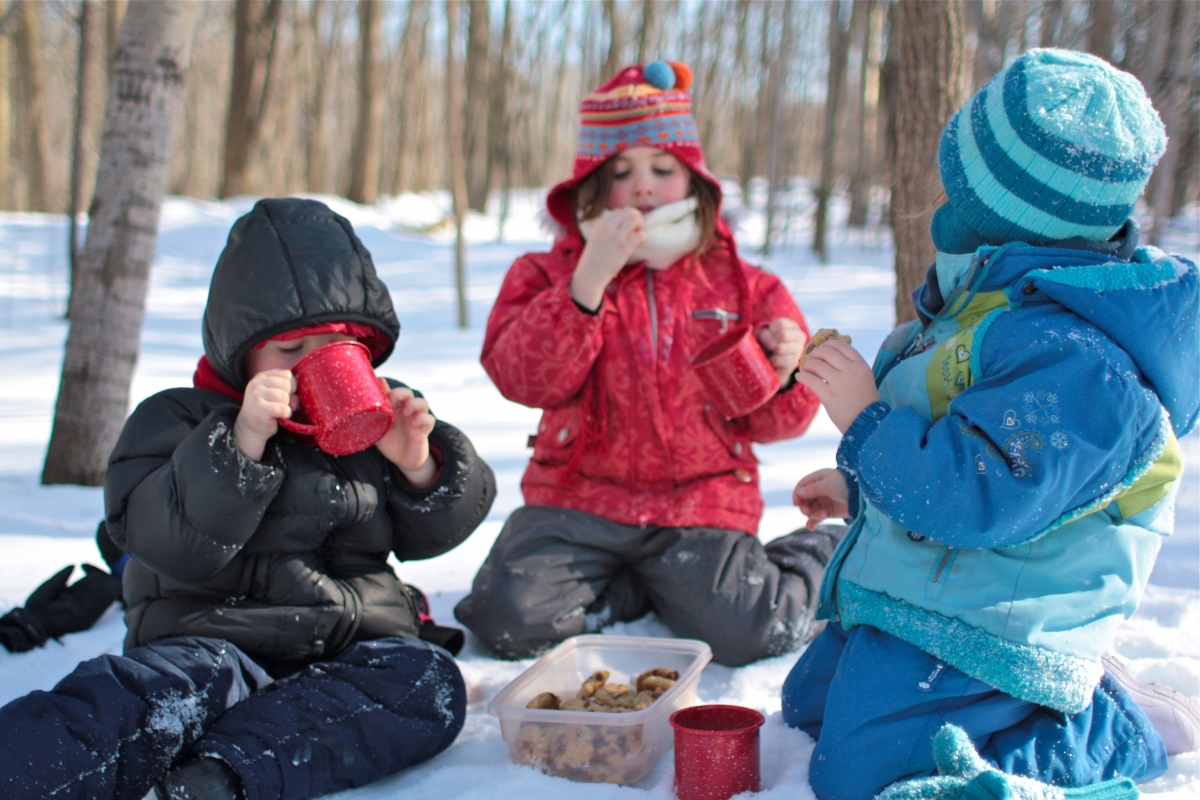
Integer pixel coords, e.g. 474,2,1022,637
375,382,438,488
796,340,881,433
793,468,850,530
233,369,297,461
756,318,807,384
571,208,647,310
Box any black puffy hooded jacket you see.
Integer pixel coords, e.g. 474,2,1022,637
104,198,495,672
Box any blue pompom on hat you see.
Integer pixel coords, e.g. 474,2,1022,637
933,48,1166,254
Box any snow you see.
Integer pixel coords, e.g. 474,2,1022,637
0,191,1197,799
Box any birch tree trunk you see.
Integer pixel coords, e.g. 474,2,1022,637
762,0,795,256
69,0,107,293
891,0,966,325
220,0,281,198
43,0,198,486
15,0,49,211
445,0,469,329
348,0,382,204
813,0,853,260
848,0,879,228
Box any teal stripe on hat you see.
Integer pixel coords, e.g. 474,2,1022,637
1003,58,1162,183
969,92,1134,231
981,84,1147,209
949,111,1123,243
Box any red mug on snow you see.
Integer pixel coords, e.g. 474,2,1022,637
691,325,780,418
670,704,765,800
278,340,395,456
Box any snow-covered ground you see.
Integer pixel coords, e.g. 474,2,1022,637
0,188,1196,799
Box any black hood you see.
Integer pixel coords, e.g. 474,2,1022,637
202,198,400,390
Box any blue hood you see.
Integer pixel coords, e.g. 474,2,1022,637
961,230,1200,437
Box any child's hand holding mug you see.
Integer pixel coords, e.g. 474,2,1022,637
571,208,647,311
793,468,850,530
375,383,438,488
756,318,807,385
234,369,297,461
796,339,881,432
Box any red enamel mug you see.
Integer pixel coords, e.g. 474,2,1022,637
691,325,780,418
670,704,765,800
278,340,395,456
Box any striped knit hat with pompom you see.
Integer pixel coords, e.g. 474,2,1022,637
932,48,1166,253
546,61,722,231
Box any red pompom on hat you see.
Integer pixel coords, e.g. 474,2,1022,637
546,61,721,232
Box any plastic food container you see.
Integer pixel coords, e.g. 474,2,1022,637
488,635,713,785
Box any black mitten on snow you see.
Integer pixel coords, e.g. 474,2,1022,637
0,564,123,653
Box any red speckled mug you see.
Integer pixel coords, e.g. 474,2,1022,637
278,340,394,456
670,704,765,800
691,325,780,418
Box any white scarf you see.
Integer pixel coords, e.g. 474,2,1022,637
578,197,701,270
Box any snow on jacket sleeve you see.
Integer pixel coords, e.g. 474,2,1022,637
387,419,496,561
838,311,1164,549
481,251,606,408
104,390,285,585
742,267,821,443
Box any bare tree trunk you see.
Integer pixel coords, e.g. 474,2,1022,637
15,0,49,211
43,0,198,486
813,0,854,260
445,0,469,329
602,0,623,78
220,0,281,198
1085,0,1114,61
490,0,514,239
68,0,107,300
848,0,879,228
0,12,11,211
464,0,490,211
1039,0,1065,48
1147,0,1198,245
105,0,127,78
348,0,383,204
891,0,967,325
637,0,657,64
1170,74,1199,215
762,0,795,256
392,0,429,195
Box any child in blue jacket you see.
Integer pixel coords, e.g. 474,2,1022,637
789,49,1198,800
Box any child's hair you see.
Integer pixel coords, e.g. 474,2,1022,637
573,157,721,256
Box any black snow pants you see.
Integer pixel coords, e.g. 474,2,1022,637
0,635,465,800
454,505,841,666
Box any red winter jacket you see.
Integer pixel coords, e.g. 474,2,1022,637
482,228,820,534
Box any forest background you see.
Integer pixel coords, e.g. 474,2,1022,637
1,0,1198,486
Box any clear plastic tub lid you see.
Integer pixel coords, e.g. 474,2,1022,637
488,635,713,725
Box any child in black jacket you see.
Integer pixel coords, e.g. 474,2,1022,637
0,198,496,800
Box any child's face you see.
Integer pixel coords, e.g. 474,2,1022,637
244,332,356,377
605,147,691,213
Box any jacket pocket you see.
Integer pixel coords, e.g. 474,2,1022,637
702,401,756,464
530,407,581,466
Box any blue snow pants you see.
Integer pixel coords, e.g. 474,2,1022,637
782,622,1168,800
0,635,466,800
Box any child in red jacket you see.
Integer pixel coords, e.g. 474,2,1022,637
456,62,839,666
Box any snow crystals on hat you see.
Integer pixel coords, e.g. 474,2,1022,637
934,48,1166,251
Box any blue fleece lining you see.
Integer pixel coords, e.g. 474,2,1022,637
1003,412,1169,547
1030,259,1184,293
837,580,1102,714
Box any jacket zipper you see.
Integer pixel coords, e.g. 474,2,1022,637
930,546,955,583
902,253,989,361
646,268,658,349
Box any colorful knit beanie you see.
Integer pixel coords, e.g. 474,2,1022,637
932,48,1166,253
546,61,722,231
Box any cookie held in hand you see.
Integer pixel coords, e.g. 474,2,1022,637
799,328,852,369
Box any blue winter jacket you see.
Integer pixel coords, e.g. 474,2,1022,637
818,225,1199,714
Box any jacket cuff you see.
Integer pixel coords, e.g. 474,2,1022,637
837,467,860,520
836,401,891,480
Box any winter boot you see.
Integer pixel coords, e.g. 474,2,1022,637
1103,653,1200,755
875,725,1140,800
148,756,243,800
